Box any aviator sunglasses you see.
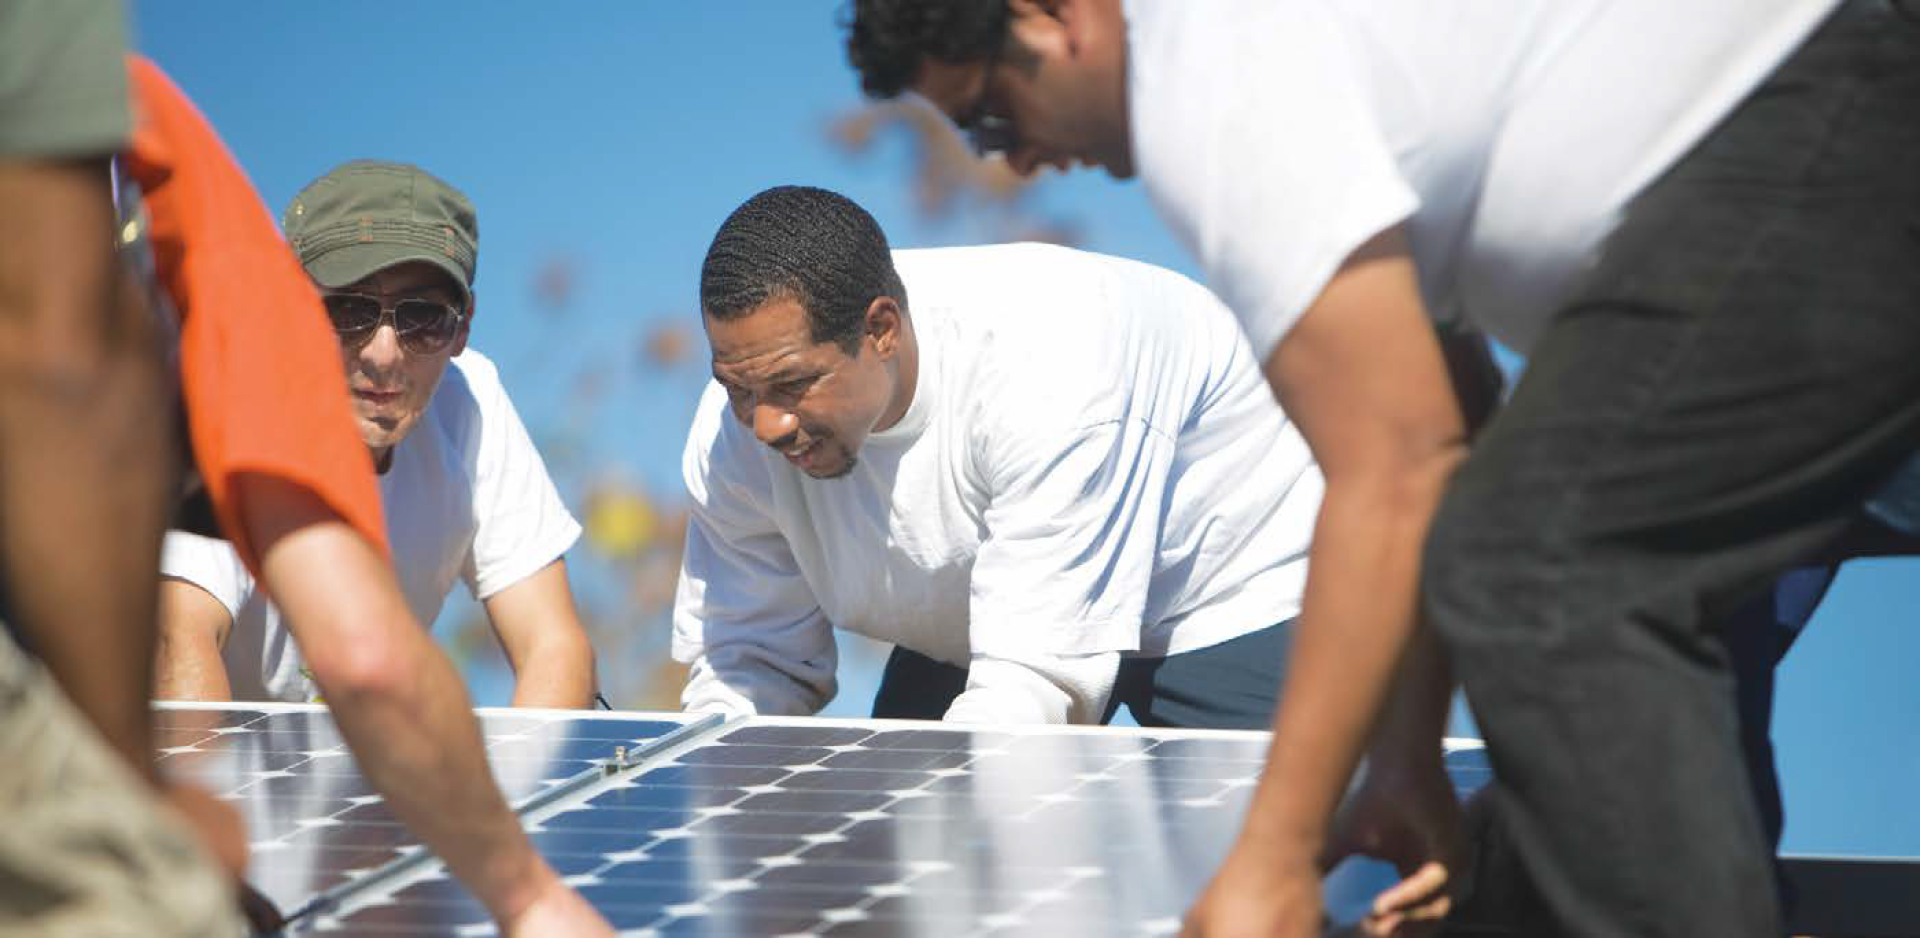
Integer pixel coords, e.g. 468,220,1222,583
322,293,466,355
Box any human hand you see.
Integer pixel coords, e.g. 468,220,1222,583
1180,848,1325,938
500,875,613,938
1323,758,1465,936
159,779,248,879
235,881,287,935
158,780,287,932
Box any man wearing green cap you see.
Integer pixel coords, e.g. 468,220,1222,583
154,160,597,709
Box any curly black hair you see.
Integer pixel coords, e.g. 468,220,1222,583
844,0,1009,98
699,186,907,355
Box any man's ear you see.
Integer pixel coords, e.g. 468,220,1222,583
1006,0,1080,62
455,290,475,356
866,296,902,357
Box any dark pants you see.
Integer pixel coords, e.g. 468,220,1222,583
870,619,1292,730
1423,4,1920,935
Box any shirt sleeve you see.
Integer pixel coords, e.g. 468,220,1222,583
0,0,129,158
1130,1,1418,359
158,530,254,623
671,388,837,718
945,653,1120,726
122,57,388,573
455,354,582,600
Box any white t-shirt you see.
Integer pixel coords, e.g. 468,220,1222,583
673,244,1323,724
1124,0,1839,357
160,350,581,702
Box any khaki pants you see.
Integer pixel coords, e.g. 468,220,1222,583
0,631,240,938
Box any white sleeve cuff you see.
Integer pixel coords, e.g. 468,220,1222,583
943,652,1120,725
678,645,837,719
158,530,249,622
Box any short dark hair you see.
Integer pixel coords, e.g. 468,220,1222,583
699,186,907,355
844,0,1008,99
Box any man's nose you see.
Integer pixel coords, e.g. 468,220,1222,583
358,323,404,366
751,403,799,448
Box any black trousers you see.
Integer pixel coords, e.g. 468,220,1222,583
1423,3,1920,935
870,619,1292,730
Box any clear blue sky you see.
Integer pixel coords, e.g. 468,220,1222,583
135,2,1917,858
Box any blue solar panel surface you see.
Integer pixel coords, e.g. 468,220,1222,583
153,704,694,915
167,710,1480,937
154,705,1492,935
144,703,1920,937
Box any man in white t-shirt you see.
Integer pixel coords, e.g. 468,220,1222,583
675,185,1320,728
155,160,596,709
848,1,1920,935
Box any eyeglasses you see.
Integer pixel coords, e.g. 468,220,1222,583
960,111,1017,159
321,293,465,355
956,38,1017,158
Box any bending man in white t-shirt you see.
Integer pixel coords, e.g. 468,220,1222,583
155,160,596,708
850,1,1920,935
675,185,1321,728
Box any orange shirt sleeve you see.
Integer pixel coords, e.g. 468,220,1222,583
122,55,388,571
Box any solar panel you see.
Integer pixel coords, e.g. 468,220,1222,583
143,704,1920,936
152,703,704,916
282,715,1490,936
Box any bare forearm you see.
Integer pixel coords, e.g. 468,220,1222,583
488,562,597,710
153,579,236,700
246,478,556,922
1244,457,1457,856
152,633,232,700
507,634,596,709
1242,225,1469,859
1368,617,1454,768
321,621,550,920
0,159,172,778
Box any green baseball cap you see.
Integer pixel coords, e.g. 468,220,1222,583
282,159,478,305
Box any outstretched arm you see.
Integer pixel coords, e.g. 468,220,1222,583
241,474,607,934
1185,225,1466,937
673,392,840,718
484,559,597,709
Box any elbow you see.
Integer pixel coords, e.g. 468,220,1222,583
1392,443,1466,521
305,629,422,707
1407,435,1469,495
1345,434,1469,515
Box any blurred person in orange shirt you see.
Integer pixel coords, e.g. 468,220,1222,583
0,2,248,934
119,55,612,937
